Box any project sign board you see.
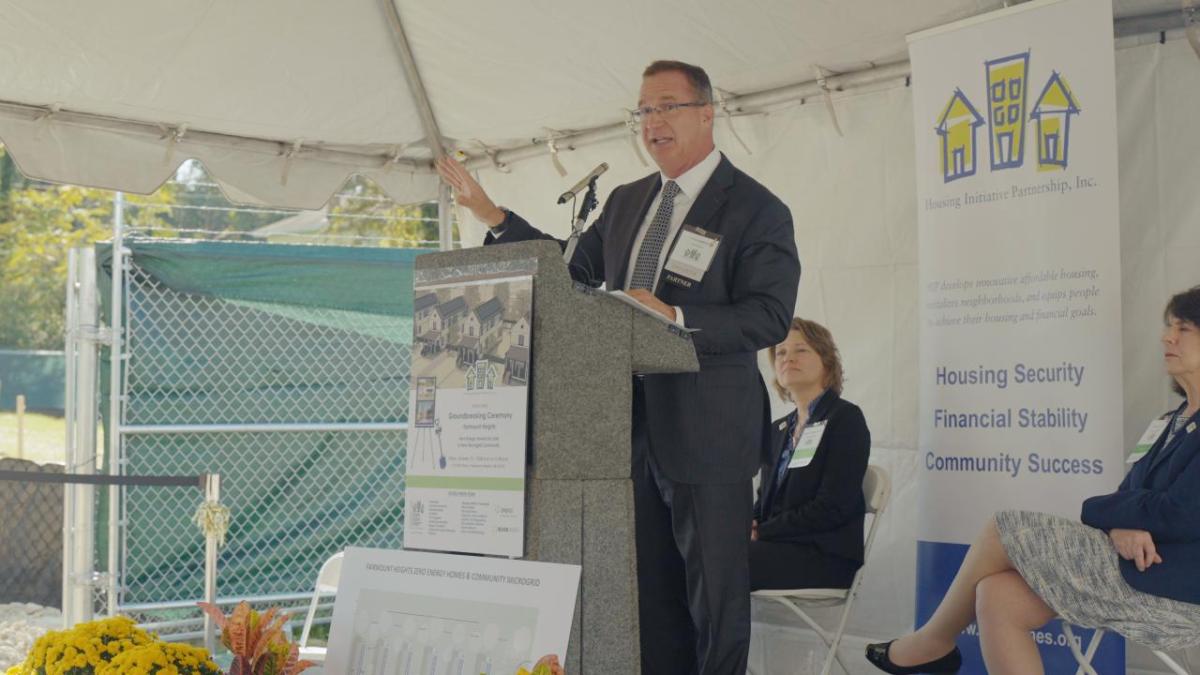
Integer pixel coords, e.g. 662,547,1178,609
405,271,534,557
326,547,581,675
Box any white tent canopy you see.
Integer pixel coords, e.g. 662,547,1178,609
6,2,1200,672
0,0,1186,209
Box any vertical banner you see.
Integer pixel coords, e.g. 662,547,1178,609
908,0,1123,672
404,271,534,557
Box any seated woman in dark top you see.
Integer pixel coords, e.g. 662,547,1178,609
751,317,871,591
866,285,1200,675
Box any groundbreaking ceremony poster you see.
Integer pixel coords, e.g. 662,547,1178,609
909,0,1123,672
404,272,534,557
325,548,581,675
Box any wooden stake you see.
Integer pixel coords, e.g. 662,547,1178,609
15,394,26,459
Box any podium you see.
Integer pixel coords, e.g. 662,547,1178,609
413,240,699,674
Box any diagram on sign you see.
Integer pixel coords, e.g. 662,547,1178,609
344,590,540,675
411,376,447,471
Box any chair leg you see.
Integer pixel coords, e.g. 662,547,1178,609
298,591,322,649
1063,625,1192,675
775,598,833,644
1153,650,1191,675
1079,628,1105,675
820,595,859,675
817,637,851,675
1062,623,1102,675
771,596,853,675
745,628,764,675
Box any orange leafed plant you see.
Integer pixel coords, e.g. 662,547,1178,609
198,601,316,675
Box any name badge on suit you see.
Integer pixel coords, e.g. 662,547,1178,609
787,421,828,469
661,225,721,289
1128,416,1170,464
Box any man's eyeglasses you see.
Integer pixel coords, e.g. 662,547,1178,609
630,101,708,123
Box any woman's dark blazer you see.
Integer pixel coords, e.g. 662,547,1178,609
754,392,871,563
1082,405,1200,604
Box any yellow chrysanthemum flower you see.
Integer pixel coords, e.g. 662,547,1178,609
98,642,219,675
6,616,154,674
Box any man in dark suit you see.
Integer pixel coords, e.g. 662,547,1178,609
436,60,800,675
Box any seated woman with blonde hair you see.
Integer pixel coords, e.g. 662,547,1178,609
866,285,1200,674
751,318,871,591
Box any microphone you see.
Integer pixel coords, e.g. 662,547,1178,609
556,162,609,204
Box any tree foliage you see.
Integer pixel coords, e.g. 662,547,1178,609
0,148,181,349
326,175,444,247
0,150,445,350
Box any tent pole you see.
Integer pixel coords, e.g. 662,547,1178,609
438,182,453,251
462,61,913,171
0,100,429,174
380,0,447,161
457,7,1191,173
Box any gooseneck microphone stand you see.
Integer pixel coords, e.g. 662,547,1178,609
562,176,599,264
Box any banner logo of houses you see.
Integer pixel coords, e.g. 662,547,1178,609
936,51,1081,183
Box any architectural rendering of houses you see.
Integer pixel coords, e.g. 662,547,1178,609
417,295,467,355
457,296,504,366
414,292,438,337
504,316,531,384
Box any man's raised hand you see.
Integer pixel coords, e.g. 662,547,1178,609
435,156,506,227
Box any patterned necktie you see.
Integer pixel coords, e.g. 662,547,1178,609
628,180,680,289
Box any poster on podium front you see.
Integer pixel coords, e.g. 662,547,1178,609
405,270,534,557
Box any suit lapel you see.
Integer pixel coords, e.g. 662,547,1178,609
763,413,795,513
653,156,734,295
610,174,661,290
1148,410,1199,476
680,155,734,233
809,391,838,425
767,417,788,468
763,410,801,514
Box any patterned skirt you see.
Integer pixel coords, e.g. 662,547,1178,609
995,509,1200,651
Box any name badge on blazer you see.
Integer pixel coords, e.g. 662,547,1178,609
788,421,827,469
662,225,721,289
1128,417,1170,464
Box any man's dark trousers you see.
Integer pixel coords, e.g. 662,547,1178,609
632,380,752,675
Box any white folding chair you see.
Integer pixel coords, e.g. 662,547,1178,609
752,465,892,675
297,550,344,663
1061,622,1192,675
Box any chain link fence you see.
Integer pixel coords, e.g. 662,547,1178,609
0,458,63,608
122,264,412,426
110,250,412,633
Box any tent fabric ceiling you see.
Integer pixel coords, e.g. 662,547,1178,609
0,0,1181,208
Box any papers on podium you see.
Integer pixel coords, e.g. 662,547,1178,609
607,290,698,333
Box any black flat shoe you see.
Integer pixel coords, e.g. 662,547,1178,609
865,640,962,674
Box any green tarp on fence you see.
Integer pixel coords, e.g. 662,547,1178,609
0,350,65,411
95,239,425,608
98,239,424,317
